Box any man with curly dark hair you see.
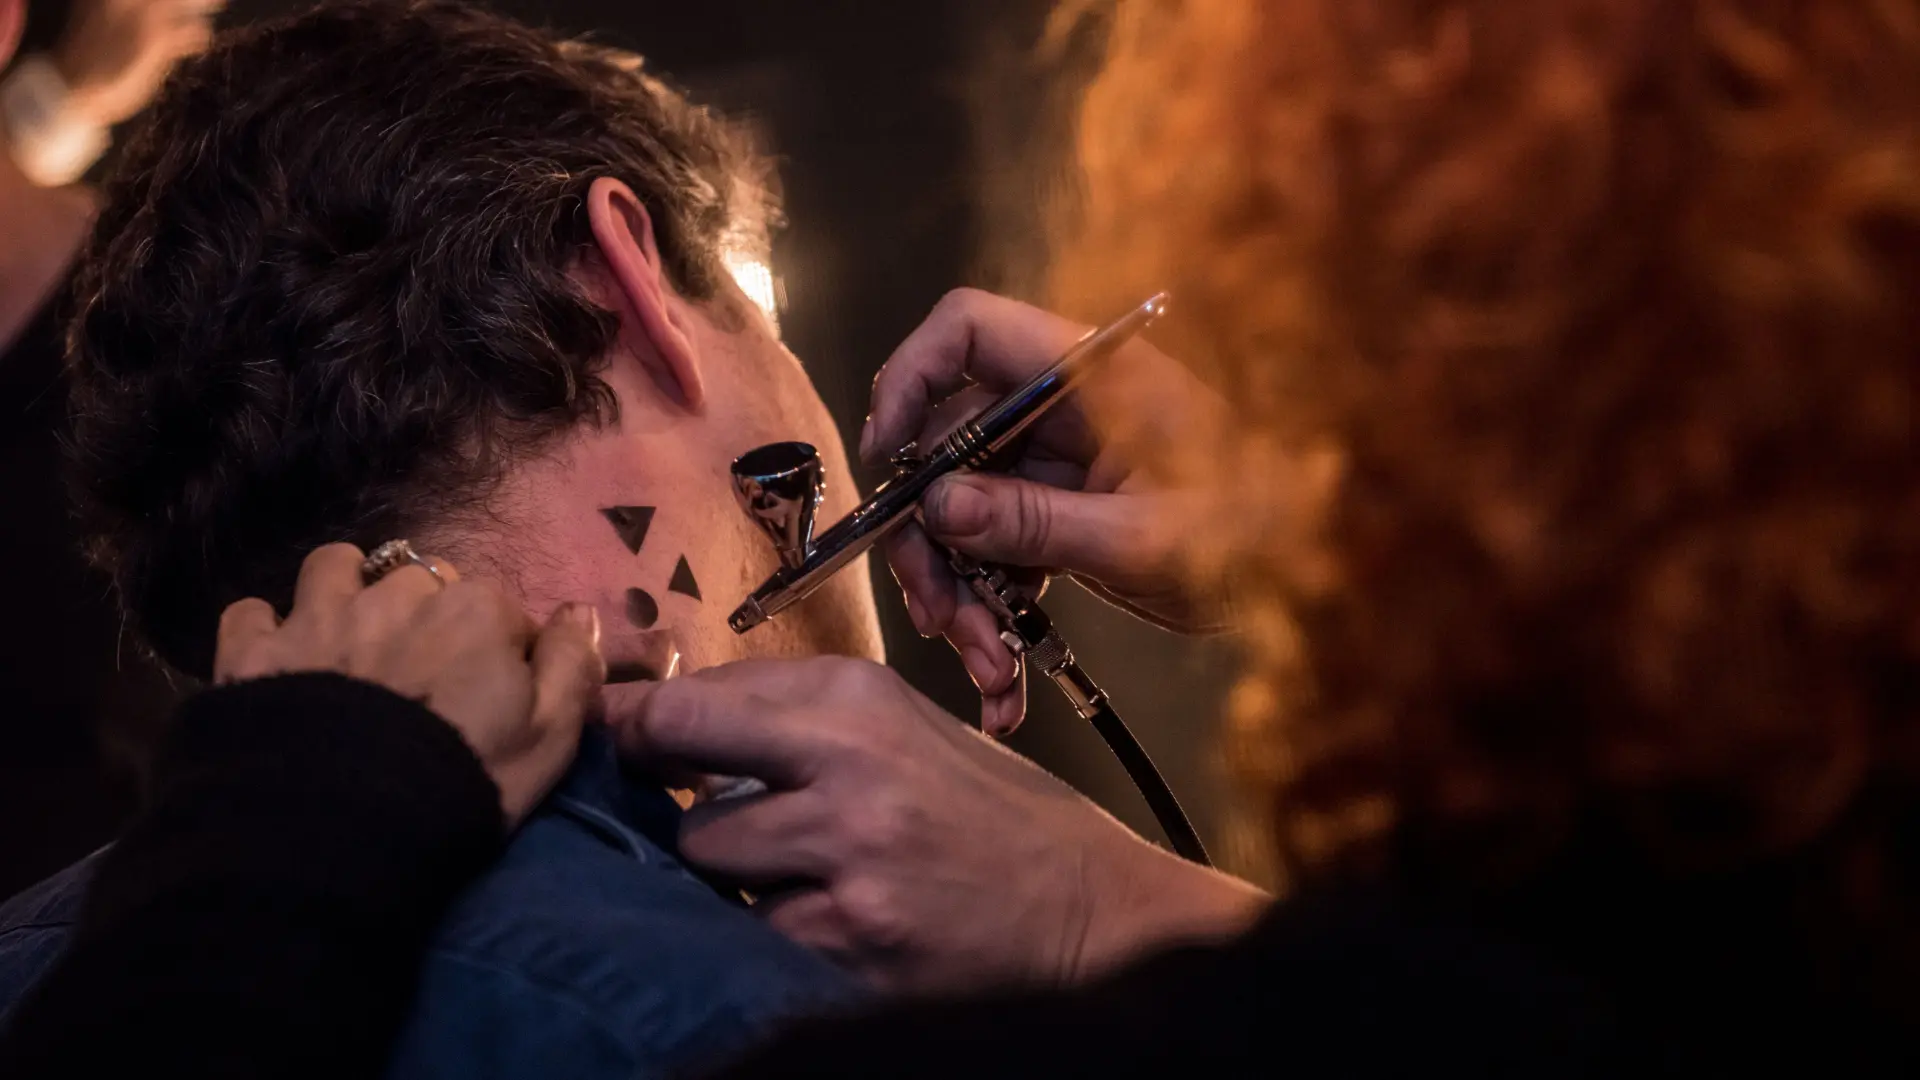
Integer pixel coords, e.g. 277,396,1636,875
0,2,887,1075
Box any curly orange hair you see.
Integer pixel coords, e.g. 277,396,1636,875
1053,0,1920,921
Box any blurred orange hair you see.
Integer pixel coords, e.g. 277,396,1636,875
1054,0,1920,941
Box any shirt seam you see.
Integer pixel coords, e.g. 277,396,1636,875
0,921,76,942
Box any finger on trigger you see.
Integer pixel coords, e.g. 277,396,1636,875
213,597,279,681
863,319,970,464
530,603,605,736
882,523,960,637
982,665,1029,738
950,597,1018,696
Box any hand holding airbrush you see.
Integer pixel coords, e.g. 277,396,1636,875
726,290,1214,865
869,290,1234,725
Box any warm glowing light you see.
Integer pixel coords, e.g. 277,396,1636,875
724,251,780,329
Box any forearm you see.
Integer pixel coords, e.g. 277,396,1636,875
0,673,506,1079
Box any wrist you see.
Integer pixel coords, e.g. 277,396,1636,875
1069,835,1269,983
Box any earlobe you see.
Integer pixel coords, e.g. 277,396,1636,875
585,177,706,412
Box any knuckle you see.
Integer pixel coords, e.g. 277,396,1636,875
764,893,841,954
349,579,412,621
933,287,984,319
343,636,390,678
1013,482,1054,555
761,896,809,939
834,877,913,954
822,657,893,702
815,724,884,775
223,634,288,681
843,795,910,857
217,596,266,632
675,816,720,865
301,541,362,576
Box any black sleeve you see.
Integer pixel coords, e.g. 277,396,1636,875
0,672,507,1079
704,893,1626,1079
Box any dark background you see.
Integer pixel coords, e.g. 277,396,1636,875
0,0,1252,898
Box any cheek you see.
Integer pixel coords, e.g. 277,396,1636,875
506,549,639,625
755,360,856,517
593,516,764,636
791,403,859,520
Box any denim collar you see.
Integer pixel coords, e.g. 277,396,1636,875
545,725,690,870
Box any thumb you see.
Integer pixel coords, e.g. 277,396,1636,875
491,603,602,826
923,473,1160,583
529,602,604,739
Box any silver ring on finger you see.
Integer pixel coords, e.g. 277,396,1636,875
361,539,446,588
407,549,447,587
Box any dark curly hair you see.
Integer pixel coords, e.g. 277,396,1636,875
65,0,773,678
1054,0,1920,993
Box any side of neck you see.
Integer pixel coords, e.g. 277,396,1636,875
0,149,96,352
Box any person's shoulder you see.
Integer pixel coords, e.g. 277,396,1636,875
396,802,860,1079
0,851,101,934
1211,889,1622,1062
0,849,108,1030
719,888,1624,1079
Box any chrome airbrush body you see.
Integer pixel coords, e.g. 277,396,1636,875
728,292,1168,638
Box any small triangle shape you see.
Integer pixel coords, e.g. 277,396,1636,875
667,555,701,601
601,506,655,555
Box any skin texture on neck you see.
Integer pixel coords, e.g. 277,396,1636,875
0,147,95,352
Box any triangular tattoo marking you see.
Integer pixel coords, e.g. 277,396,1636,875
601,506,655,555
667,555,701,601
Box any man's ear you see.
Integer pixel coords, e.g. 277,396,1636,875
0,0,25,72
585,176,706,412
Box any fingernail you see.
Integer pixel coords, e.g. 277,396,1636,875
981,697,1013,739
924,477,989,537
902,590,933,636
559,602,600,644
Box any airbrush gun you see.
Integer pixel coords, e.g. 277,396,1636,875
726,294,1211,866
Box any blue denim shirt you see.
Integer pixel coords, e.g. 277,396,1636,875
0,728,862,1078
